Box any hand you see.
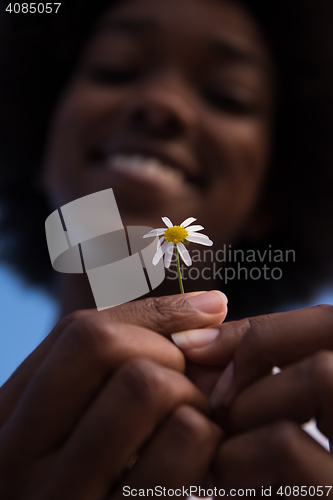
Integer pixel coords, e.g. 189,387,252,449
0,291,226,499
0,290,227,426
173,305,333,491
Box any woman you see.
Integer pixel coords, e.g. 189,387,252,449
1,0,333,497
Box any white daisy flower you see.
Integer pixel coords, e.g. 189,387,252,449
143,216,213,268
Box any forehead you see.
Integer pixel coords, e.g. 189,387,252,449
97,0,272,67
102,0,257,35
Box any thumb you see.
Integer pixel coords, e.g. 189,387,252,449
100,291,228,337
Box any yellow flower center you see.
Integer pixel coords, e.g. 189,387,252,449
164,226,188,244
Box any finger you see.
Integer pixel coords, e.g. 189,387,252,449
1,318,186,458
0,310,91,427
0,290,227,424
228,350,333,441
101,290,228,335
185,361,224,398
213,420,333,490
174,305,333,405
172,319,247,366
110,405,222,500
33,360,209,500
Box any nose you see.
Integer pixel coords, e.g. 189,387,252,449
122,80,197,140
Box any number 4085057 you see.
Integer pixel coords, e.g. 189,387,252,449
6,3,61,13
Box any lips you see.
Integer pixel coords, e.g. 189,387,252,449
90,144,202,192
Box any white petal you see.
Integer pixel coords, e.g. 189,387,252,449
152,249,163,265
164,243,174,268
143,228,165,238
177,242,192,266
152,241,169,265
162,217,173,228
159,236,165,245
181,217,197,228
189,232,210,240
186,225,204,233
186,234,213,246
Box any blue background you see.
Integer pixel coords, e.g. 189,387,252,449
0,264,58,386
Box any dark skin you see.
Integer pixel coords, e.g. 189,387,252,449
2,295,333,497
0,293,226,499
1,0,333,497
42,0,276,316
175,305,333,493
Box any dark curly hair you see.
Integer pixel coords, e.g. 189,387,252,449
1,0,333,318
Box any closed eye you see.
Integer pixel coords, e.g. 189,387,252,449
203,88,258,115
86,65,140,85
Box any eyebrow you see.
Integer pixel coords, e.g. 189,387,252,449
211,38,270,76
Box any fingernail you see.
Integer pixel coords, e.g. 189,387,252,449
187,290,228,314
210,361,234,409
171,328,220,349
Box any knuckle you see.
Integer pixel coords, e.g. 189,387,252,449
50,309,93,340
117,358,169,409
239,314,280,369
238,317,265,359
309,350,333,389
246,314,276,342
63,314,115,362
267,420,301,459
63,309,92,324
169,405,219,448
147,294,198,332
59,309,95,333
222,318,251,344
148,296,184,326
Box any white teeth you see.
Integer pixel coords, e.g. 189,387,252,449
107,154,185,184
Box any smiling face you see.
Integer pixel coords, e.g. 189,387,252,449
42,0,276,248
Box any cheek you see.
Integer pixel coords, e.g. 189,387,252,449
42,83,122,206
200,116,271,244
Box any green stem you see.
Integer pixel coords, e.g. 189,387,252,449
175,246,185,294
